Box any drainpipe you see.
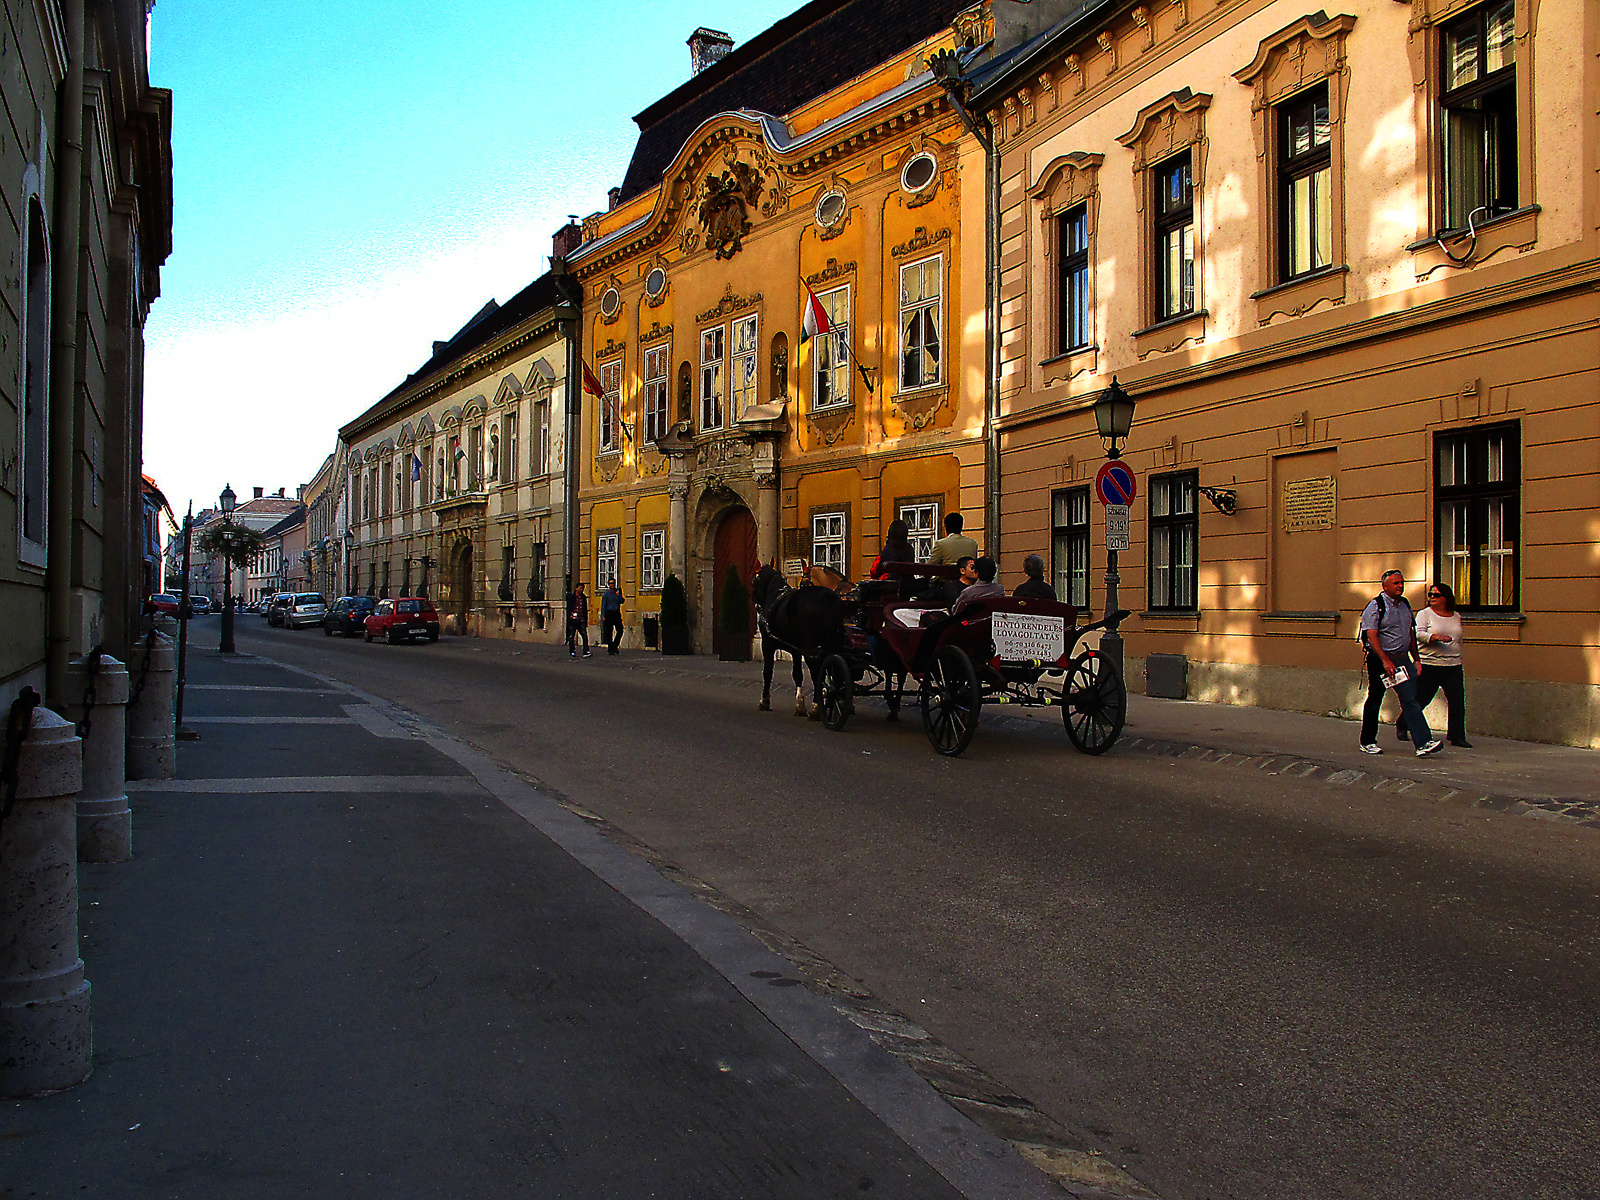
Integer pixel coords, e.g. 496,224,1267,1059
46,0,85,709
552,267,582,599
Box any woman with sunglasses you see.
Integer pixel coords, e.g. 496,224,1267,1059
1399,582,1471,747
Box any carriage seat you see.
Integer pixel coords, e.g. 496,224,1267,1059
891,606,946,628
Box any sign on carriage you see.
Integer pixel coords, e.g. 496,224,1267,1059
992,611,1067,662
1095,460,1137,507
1104,504,1131,552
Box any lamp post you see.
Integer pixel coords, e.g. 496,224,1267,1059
218,484,237,653
343,529,355,596
1092,379,1136,675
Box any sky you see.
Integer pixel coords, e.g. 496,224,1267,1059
143,0,806,517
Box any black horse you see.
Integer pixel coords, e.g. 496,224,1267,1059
752,565,847,718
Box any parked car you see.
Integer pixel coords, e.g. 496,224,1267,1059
322,596,375,637
146,593,181,617
266,593,293,626
364,597,440,644
190,595,213,615
282,593,327,629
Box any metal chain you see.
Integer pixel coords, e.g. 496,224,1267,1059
127,628,157,708
74,645,103,741
0,686,43,870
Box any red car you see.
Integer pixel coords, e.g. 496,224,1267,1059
363,597,440,644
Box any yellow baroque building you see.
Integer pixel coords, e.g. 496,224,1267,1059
566,4,993,654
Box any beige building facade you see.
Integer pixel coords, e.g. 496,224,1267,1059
967,0,1599,745
340,272,576,641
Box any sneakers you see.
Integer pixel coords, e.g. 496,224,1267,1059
1415,739,1443,758
569,651,577,658
582,650,592,658
1360,743,1383,755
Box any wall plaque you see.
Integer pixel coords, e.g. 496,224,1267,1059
1282,477,1337,532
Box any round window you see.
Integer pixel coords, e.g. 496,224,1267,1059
901,152,938,194
644,267,667,298
815,189,847,229
600,287,621,318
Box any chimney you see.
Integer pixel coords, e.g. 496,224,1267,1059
688,27,733,76
608,187,622,211
551,221,583,262
253,487,264,499
277,488,286,498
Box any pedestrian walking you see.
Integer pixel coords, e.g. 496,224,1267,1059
927,512,979,566
567,582,591,658
1398,580,1471,747
1012,553,1056,600
1358,570,1440,757
600,577,624,655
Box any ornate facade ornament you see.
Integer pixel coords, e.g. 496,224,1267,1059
891,226,952,259
638,320,673,346
678,226,701,256
595,336,625,361
695,436,750,468
696,283,763,324
698,158,764,260
803,258,856,288
807,407,855,447
952,5,991,49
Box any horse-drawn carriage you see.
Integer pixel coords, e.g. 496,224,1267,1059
755,561,1128,758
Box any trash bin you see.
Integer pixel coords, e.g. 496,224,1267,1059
642,615,659,649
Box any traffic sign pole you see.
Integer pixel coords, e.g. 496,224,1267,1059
1096,459,1132,678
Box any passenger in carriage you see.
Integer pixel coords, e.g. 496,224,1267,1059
870,519,916,579
1012,554,1056,601
953,556,1004,614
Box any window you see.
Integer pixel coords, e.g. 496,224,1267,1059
644,344,670,443
700,328,724,431
596,531,619,588
449,436,462,492
1057,206,1090,352
468,425,484,490
1051,487,1091,609
502,543,515,590
504,413,518,482
1279,84,1332,279
641,527,665,591
1440,0,1517,229
812,287,851,409
362,473,372,522
1154,154,1195,319
899,257,942,390
533,401,549,476
598,360,621,453
1149,472,1198,610
898,500,940,561
731,315,759,418
20,202,48,559
1436,423,1518,609
529,542,547,601
811,510,847,575
400,453,414,510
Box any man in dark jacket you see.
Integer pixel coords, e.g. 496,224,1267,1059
1012,554,1056,600
567,582,591,658
600,578,624,655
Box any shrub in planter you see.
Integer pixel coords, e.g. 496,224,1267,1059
659,572,690,655
718,564,751,661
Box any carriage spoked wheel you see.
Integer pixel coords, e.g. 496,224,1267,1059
1062,649,1126,755
921,645,981,757
819,654,855,732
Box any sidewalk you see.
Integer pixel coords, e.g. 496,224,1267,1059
0,646,1078,1200
611,649,1600,825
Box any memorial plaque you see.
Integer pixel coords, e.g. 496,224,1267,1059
993,611,1066,662
1282,477,1337,532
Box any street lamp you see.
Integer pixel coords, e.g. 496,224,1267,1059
1091,380,1136,675
219,484,237,654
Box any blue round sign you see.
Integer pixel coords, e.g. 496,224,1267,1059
1095,460,1137,506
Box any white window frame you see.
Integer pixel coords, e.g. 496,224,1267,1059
644,344,670,443
898,255,943,392
598,359,621,454
731,314,759,419
700,327,725,431
596,531,619,589
811,509,847,575
640,527,665,591
504,412,518,483
533,400,550,476
812,286,851,411
898,501,940,561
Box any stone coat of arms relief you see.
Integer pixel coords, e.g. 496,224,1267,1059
698,158,764,260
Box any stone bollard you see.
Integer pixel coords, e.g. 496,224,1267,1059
65,655,131,863
125,631,175,781
0,703,90,1097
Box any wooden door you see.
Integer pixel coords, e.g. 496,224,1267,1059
712,507,758,659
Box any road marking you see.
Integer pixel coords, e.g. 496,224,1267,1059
186,684,349,694
183,716,357,725
128,775,480,795
344,704,411,739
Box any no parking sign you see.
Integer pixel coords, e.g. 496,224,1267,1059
1094,460,1137,506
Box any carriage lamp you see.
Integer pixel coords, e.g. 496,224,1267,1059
1093,378,1136,459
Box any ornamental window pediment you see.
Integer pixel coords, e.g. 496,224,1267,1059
493,372,523,406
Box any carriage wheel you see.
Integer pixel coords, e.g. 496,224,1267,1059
1063,649,1125,755
820,654,854,732
921,645,981,757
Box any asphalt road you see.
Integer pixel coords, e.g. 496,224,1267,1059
238,620,1600,1200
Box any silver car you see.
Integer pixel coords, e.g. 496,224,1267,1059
283,593,327,629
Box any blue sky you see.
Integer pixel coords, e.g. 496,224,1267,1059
145,0,803,515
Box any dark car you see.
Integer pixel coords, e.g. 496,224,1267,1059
323,596,375,637
266,593,293,626
363,597,440,644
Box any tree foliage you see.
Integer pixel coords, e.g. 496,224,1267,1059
196,521,268,570
660,572,689,632
719,564,749,636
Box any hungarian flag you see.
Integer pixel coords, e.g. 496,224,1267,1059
581,361,606,397
410,454,421,481
800,286,830,343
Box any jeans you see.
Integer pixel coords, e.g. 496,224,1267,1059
601,612,622,654
567,622,588,654
1360,652,1433,746
1399,664,1466,743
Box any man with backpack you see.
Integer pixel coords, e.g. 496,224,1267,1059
1358,570,1440,757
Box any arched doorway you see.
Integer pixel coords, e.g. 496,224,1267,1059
712,507,757,661
451,540,473,635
